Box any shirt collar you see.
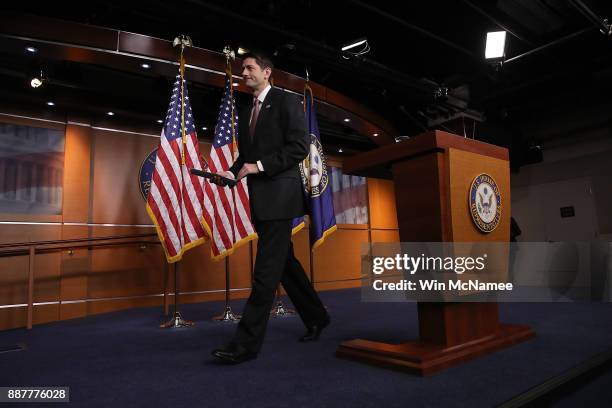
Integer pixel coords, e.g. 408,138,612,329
255,84,272,104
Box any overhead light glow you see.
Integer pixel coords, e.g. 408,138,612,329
46,101,55,106
157,119,163,124
107,111,115,116
485,31,507,59
30,77,43,88
26,46,38,53
140,63,151,69
341,38,367,52
343,118,351,123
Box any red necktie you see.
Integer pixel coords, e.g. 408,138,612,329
249,97,260,139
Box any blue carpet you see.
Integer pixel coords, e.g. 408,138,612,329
1,288,611,407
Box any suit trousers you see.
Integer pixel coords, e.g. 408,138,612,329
232,219,328,353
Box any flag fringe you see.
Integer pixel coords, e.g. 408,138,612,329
146,203,207,263
311,225,338,252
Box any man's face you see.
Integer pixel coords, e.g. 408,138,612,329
241,57,271,91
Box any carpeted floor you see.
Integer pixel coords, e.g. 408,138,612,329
1,288,611,407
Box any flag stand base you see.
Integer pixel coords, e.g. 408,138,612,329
270,301,296,318
160,311,194,328
212,306,241,322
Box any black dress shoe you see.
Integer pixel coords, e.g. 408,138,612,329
211,344,257,364
299,317,330,342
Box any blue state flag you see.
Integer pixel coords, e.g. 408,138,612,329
293,85,337,249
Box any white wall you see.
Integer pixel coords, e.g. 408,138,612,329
511,126,612,241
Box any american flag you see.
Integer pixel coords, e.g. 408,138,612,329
146,73,207,262
202,72,256,259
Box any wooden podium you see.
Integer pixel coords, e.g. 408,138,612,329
337,130,535,376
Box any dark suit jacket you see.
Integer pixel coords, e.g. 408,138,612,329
229,87,309,221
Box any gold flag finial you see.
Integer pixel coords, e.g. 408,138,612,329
173,35,192,166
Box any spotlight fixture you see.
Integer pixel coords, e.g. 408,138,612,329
202,126,207,131
107,111,115,116
341,37,370,59
157,119,163,124
140,63,151,69
485,31,507,60
373,133,379,137
343,118,351,123
338,148,343,153
30,70,46,88
46,101,55,106
237,47,248,55
25,46,38,53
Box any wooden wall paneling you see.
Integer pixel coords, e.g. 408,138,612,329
367,179,398,230
58,225,89,321
63,124,92,223
0,255,28,330
179,241,228,295
313,229,369,284
60,122,92,320
370,230,400,243
88,226,164,298
32,250,61,325
90,129,158,225
292,226,311,280
0,225,61,330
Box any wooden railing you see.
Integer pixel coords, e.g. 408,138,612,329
0,234,162,329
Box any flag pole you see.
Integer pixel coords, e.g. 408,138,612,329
270,285,296,317
160,34,195,329
212,46,241,323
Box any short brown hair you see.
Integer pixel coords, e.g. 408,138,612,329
242,50,274,70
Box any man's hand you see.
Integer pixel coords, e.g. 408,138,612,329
217,171,235,180
209,171,235,187
236,163,259,180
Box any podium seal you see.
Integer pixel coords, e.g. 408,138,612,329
469,173,501,233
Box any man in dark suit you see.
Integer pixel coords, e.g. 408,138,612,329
211,51,330,364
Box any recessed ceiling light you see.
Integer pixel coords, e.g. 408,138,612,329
373,133,379,137
46,101,55,106
343,118,351,123
341,38,367,52
232,82,239,86
157,119,163,124
140,63,151,69
237,47,247,55
338,148,343,153
26,46,37,53
107,111,115,116
202,126,208,131
31,77,43,88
